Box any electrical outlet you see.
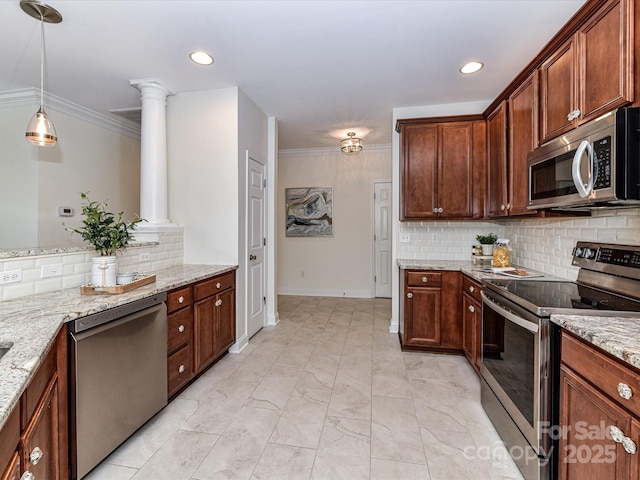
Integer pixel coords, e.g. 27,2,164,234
431,233,439,243
41,264,63,278
0,269,22,285
400,232,411,243
139,253,150,261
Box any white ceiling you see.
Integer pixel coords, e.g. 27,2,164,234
0,0,587,150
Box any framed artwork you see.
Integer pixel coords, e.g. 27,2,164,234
285,187,333,237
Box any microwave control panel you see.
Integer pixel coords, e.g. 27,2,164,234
593,136,612,189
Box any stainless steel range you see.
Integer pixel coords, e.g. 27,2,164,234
480,242,640,480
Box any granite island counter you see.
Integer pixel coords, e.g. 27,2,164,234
0,264,237,431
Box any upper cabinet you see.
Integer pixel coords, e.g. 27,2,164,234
540,0,633,144
486,101,508,217
398,117,485,220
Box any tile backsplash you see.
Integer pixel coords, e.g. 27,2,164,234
0,228,184,301
398,208,640,281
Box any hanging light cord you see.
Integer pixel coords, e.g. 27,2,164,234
39,12,45,110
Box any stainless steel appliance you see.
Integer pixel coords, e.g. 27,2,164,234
69,293,168,479
480,242,640,480
528,107,640,210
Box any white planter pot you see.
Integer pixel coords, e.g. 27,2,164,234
481,244,494,255
91,256,118,286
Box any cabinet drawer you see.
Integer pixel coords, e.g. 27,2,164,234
168,345,192,396
168,308,192,354
562,331,640,417
194,272,235,300
406,271,442,287
167,286,192,313
462,275,482,302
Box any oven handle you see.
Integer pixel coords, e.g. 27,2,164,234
481,291,539,334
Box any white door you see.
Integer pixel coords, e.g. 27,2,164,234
247,155,266,338
374,181,392,298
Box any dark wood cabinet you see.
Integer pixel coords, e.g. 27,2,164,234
1,329,68,480
398,117,485,220
461,275,482,373
559,331,640,478
486,101,508,217
167,287,194,398
540,0,633,143
399,270,462,353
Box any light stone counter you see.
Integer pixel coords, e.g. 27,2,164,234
551,314,640,371
0,264,237,431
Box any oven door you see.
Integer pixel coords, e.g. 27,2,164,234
480,290,546,455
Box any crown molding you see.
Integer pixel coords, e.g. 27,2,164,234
0,88,141,139
279,143,391,158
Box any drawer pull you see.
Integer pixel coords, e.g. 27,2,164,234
178,364,185,374
178,296,184,304
468,305,475,313
178,325,185,333
407,293,413,299
469,286,475,293
617,382,633,400
215,299,223,307
21,472,35,480
421,277,428,283
216,282,221,289
610,426,637,454
29,446,43,465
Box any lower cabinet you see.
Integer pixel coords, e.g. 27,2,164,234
0,328,68,480
462,275,482,373
166,270,236,398
399,270,462,352
559,331,640,478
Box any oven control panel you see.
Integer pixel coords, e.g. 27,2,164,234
573,242,640,272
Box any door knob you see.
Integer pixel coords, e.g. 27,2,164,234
249,254,257,261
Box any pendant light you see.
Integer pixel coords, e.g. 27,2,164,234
21,0,63,147
341,132,363,155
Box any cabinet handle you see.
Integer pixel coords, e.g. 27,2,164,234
468,305,475,313
421,276,428,283
617,382,633,400
609,426,637,454
469,286,475,293
20,472,35,480
216,282,221,289
215,299,223,307
29,446,43,465
178,296,184,304
178,325,185,333
178,364,185,374
407,292,413,299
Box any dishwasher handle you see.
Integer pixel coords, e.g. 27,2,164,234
71,302,166,341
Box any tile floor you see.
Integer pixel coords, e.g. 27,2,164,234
84,296,523,480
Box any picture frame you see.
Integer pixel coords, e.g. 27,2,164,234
285,187,333,237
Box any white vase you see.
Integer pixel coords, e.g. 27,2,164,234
91,256,118,286
481,244,494,255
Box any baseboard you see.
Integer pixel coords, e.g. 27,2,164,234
267,312,280,326
229,333,248,353
389,318,399,334
277,287,372,298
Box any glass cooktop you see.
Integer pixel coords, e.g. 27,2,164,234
482,279,640,317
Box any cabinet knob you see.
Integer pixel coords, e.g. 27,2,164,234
29,446,43,465
178,364,185,374
609,426,637,454
407,292,413,299
506,203,512,210
567,109,581,121
617,382,633,400
437,207,443,213
500,204,506,211
468,305,475,313
20,472,35,480
469,286,475,293
215,299,223,307
421,276,428,283
178,296,184,304
216,282,221,289
432,208,438,213
178,325,185,333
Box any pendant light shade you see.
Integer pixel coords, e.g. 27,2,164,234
341,132,363,155
21,0,62,147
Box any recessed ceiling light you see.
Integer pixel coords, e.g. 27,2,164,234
460,61,484,74
189,51,214,65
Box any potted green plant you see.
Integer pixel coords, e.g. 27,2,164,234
69,192,144,286
475,232,498,255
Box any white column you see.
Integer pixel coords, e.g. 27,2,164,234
130,78,175,225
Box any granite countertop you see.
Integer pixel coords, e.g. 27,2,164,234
551,314,640,370
0,264,237,431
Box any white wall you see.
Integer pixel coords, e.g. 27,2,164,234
278,144,392,297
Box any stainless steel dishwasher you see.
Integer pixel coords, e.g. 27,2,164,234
69,293,167,479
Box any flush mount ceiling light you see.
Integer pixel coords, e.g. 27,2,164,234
460,61,484,74
21,0,62,147
341,132,363,155
189,51,214,65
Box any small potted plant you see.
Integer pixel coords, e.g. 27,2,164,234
475,232,498,255
68,192,144,286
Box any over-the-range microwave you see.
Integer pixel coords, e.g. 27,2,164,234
528,107,640,210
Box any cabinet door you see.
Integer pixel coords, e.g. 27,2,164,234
487,101,508,217
1,452,20,480
559,365,631,479
400,124,438,219
438,122,474,218
214,288,235,356
578,0,633,124
462,294,475,363
404,287,441,346
540,38,577,144
508,72,539,216
630,418,640,480
194,296,216,372
21,378,58,480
